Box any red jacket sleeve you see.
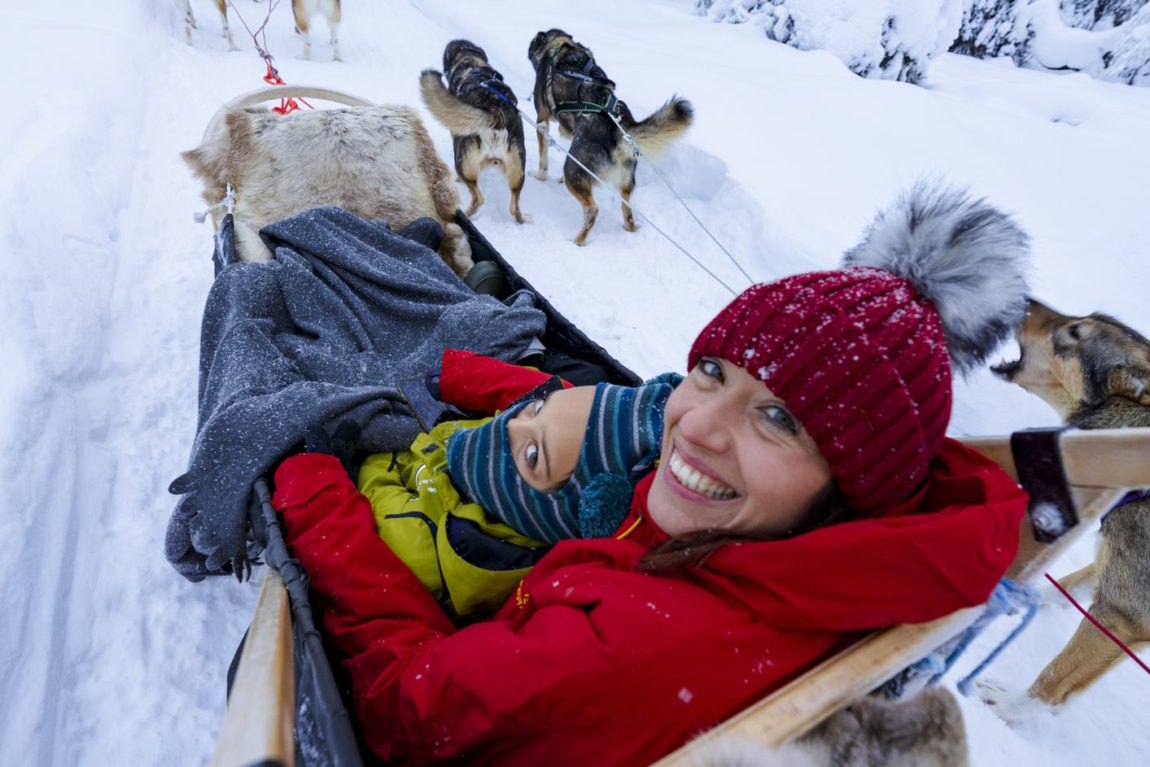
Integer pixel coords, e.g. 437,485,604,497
437,349,570,414
696,439,1028,631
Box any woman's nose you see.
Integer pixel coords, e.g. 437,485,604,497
677,394,734,453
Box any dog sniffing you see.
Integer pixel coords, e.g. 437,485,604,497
293,0,342,62
177,0,237,51
993,298,1150,704
420,40,528,223
528,29,693,245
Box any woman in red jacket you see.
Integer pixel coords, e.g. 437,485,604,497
273,185,1032,765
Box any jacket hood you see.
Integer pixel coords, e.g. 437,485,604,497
638,438,1026,633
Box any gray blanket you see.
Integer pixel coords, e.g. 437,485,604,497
167,207,546,581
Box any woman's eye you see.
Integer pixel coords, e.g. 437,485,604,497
526,443,539,469
532,399,545,416
697,357,724,382
763,405,799,435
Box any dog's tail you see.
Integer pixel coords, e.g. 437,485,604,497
420,69,497,135
625,96,693,157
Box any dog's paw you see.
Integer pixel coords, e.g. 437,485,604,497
514,212,532,225
532,170,548,182
976,679,1049,728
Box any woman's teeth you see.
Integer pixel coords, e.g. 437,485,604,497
669,449,736,500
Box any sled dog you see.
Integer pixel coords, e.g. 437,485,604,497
692,687,968,766
993,298,1150,704
293,0,342,61
182,103,474,276
420,40,528,223
528,28,693,245
176,0,237,51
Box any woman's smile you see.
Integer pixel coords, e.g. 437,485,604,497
665,445,737,501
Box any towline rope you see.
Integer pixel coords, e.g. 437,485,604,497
605,110,754,286
512,106,741,297
1045,572,1150,677
226,0,313,114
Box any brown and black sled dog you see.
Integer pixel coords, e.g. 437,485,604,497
528,29,693,245
420,40,528,223
993,299,1150,704
293,0,342,62
177,0,237,51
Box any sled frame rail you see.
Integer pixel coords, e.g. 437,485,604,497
652,426,1150,764
198,85,377,147
212,569,295,767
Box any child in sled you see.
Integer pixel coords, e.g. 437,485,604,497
304,348,678,616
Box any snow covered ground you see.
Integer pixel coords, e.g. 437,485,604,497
2,1,1148,764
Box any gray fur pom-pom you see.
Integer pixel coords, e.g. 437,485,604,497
842,181,1030,375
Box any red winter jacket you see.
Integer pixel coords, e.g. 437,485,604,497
273,353,1027,766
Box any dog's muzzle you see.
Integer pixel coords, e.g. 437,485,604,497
990,358,1021,381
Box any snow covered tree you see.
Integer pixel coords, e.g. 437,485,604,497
695,0,964,84
949,0,1150,86
1062,0,1149,29
951,0,1034,65
1104,5,1150,82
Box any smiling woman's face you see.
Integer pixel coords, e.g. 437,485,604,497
647,358,832,538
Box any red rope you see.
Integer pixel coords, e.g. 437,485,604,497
1045,572,1150,676
228,0,313,115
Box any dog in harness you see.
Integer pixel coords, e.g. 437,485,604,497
528,29,693,245
421,40,528,223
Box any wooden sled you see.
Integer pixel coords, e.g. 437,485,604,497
211,426,1150,766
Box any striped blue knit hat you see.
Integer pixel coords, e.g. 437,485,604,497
446,377,677,543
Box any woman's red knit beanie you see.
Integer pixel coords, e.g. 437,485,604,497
688,183,1031,516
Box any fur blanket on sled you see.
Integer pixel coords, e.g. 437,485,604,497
166,207,546,581
182,103,474,276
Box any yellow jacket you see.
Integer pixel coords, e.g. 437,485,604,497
357,419,549,617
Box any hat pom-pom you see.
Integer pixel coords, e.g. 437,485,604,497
578,474,634,538
842,181,1030,375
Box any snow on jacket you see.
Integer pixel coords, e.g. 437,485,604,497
274,433,1026,766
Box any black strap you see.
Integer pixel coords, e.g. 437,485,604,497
1010,427,1078,543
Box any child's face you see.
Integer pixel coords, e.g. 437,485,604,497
506,385,597,492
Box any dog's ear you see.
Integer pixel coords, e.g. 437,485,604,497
528,31,547,63
1106,363,1150,405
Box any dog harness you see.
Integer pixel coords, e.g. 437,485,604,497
454,61,518,109
1101,487,1150,524
555,59,621,117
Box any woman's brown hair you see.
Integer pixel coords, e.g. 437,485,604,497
638,482,847,575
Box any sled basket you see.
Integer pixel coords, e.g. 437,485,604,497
207,206,641,766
